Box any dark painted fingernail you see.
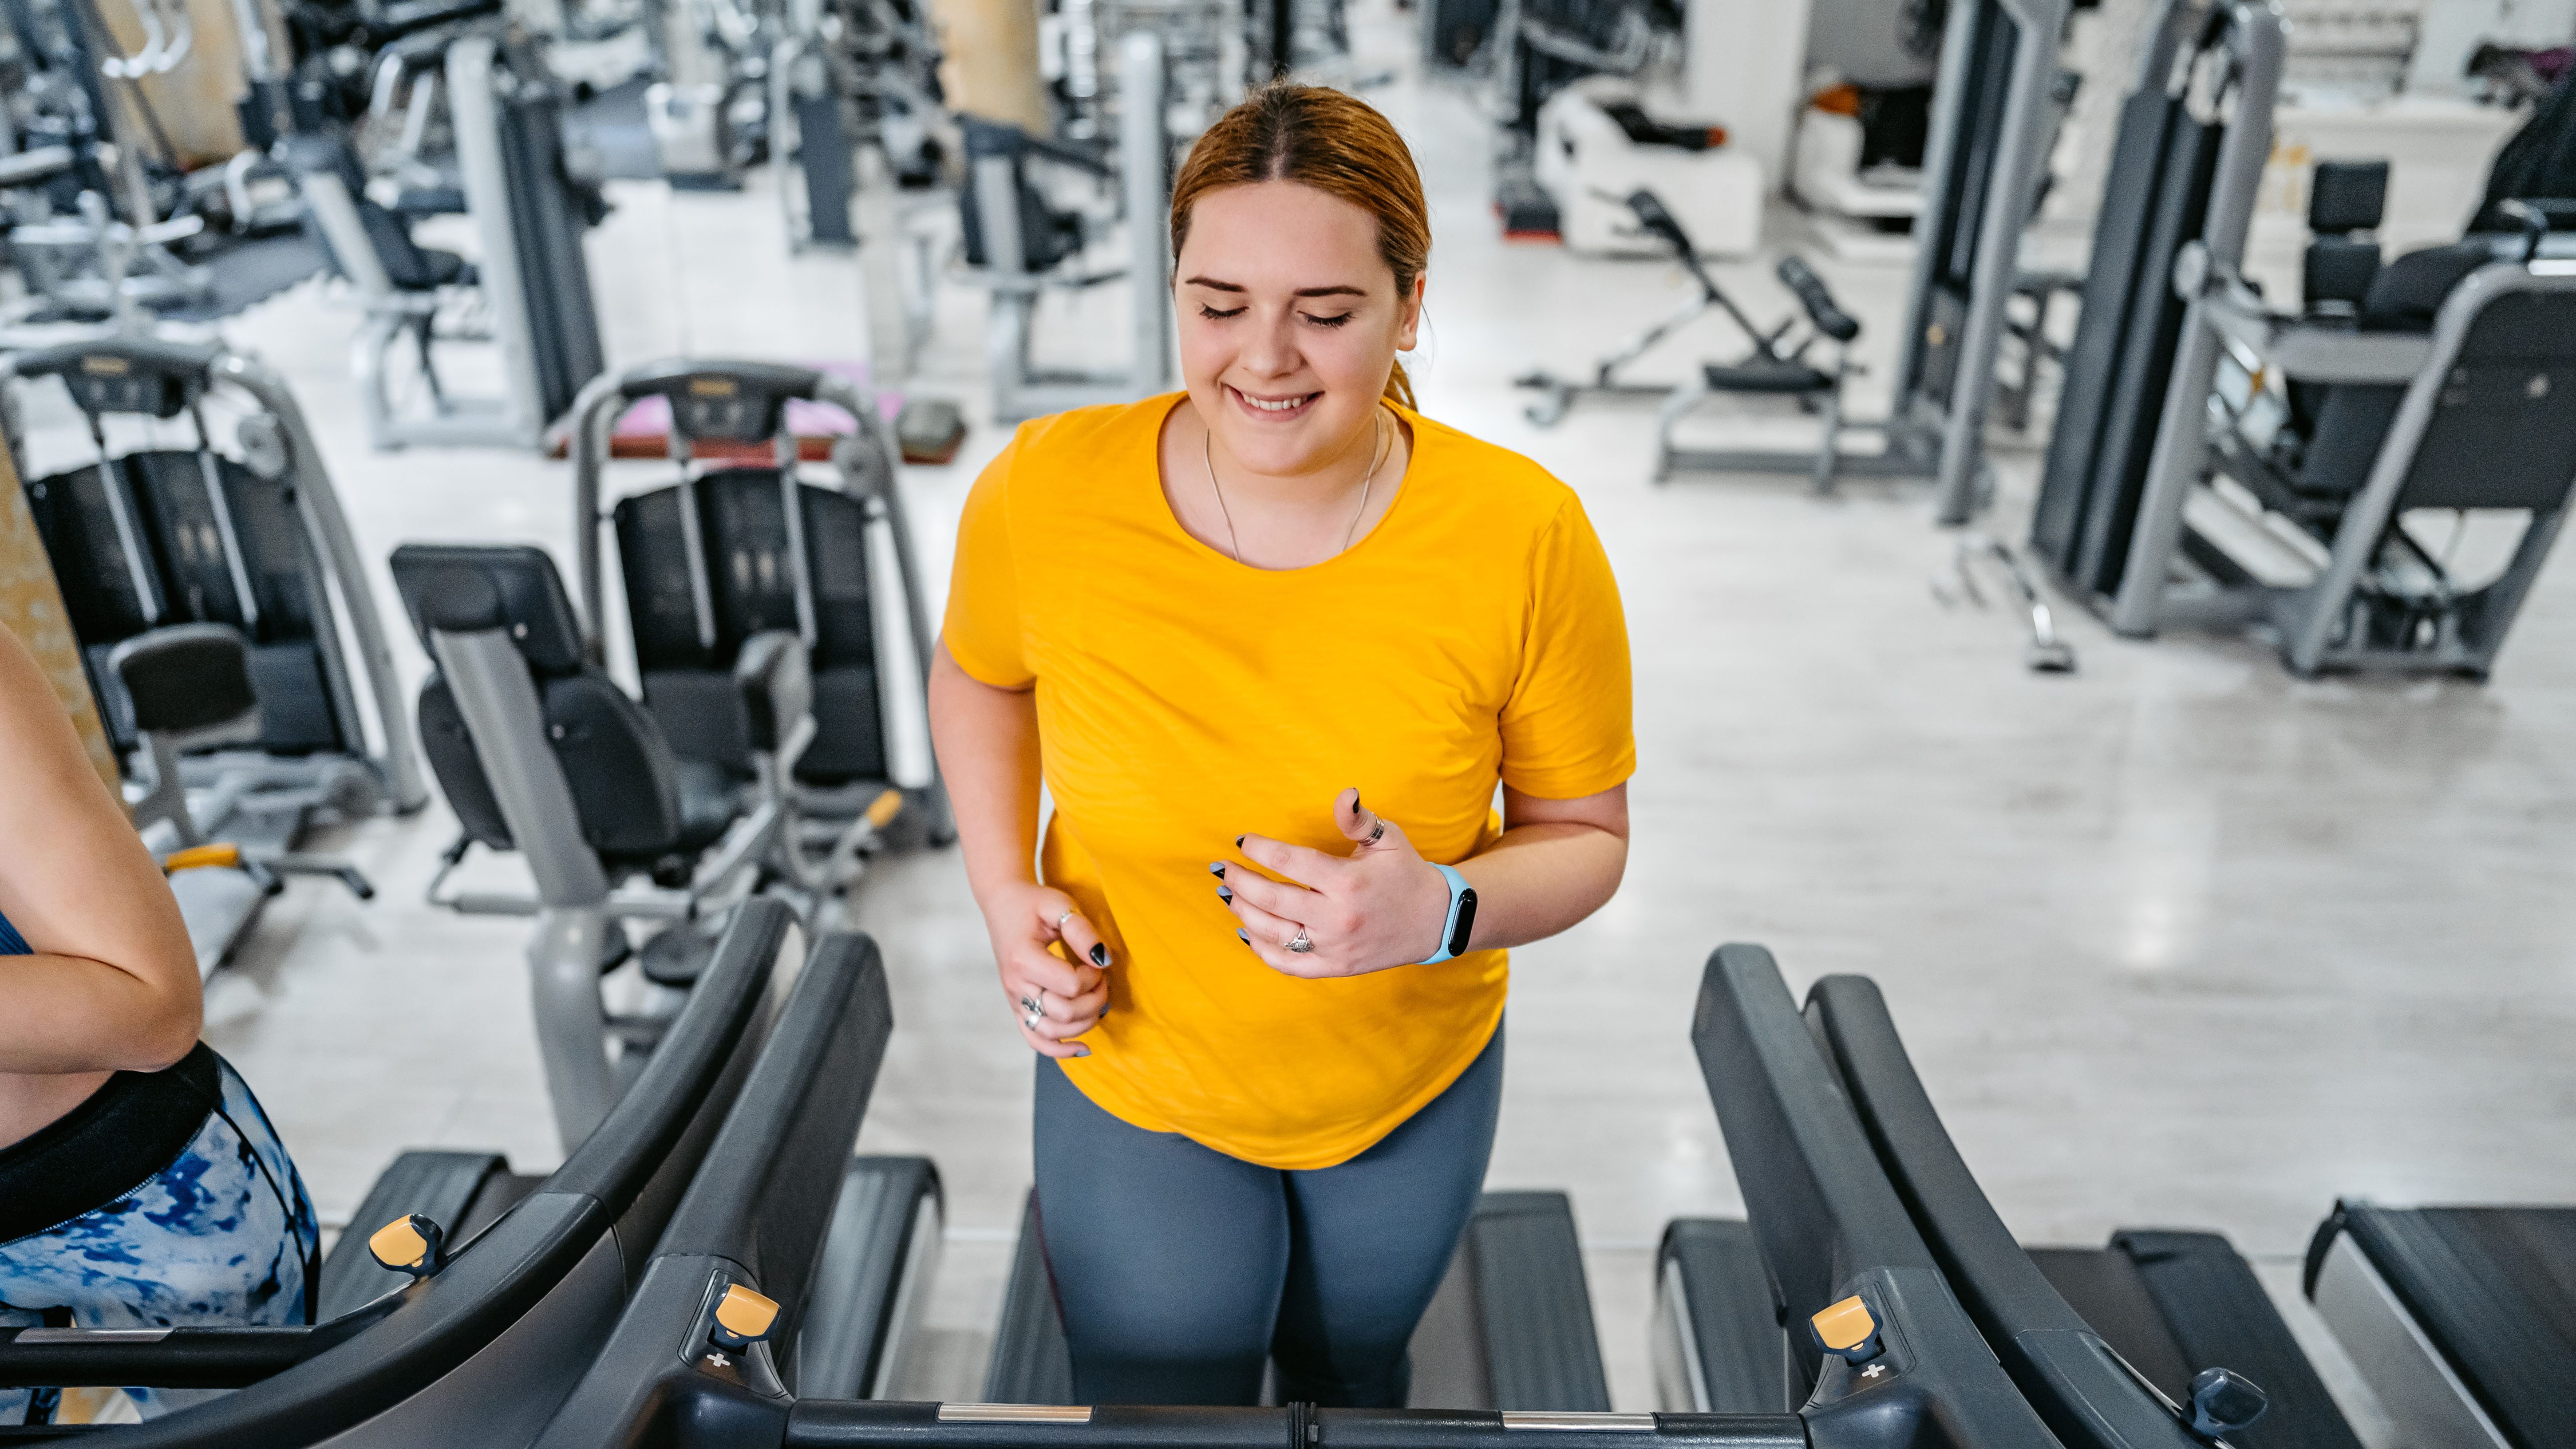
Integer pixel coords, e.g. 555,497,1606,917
1235,835,1245,848
1236,928,1250,943
1217,884,1233,902
1208,861,1226,878
1075,1046,1091,1057
1089,943,1109,967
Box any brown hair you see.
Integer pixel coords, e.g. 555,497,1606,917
1169,83,1428,410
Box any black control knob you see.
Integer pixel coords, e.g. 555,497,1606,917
2188,1366,2268,1440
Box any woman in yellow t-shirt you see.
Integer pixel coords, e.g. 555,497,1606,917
929,83,1634,1407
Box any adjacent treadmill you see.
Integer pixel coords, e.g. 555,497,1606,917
1797,968,2363,1449
2303,1200,2576,1449
0,902,840,1446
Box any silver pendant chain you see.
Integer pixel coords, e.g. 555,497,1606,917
1204,407,1389,565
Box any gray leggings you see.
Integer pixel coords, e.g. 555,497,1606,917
1032,1027,1504,1407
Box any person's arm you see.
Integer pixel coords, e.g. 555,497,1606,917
0,625,200,1073
928,642,1107,1057
1219,784,1626,976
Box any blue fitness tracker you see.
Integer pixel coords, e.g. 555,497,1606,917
1416,864,1479,965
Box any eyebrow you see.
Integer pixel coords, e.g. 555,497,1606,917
1181,276,1369,299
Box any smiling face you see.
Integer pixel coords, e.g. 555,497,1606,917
1174,180,1425,480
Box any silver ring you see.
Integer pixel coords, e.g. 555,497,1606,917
1365,820,1385,845
1054,909,1075,932
1287,926,1314,954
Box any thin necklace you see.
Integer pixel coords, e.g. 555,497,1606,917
1203,408,1388,565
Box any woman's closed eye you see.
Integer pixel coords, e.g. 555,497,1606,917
1197,303,1249,320
1301,311,1354,328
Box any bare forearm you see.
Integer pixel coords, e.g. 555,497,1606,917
926,644,1046,907
1457,821,1627,952
0,954,200,1073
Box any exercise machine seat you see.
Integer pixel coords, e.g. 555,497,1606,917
392,543,736,871
108,624,259,736
1703,359,1837,395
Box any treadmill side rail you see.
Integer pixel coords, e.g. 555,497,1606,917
2308,1234,2511,1449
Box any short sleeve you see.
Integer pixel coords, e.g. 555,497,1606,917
940,436,1035,689
1498,496,1634,799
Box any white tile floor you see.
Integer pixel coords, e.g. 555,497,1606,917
26,2,2576,1437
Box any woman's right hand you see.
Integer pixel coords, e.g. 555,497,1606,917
984,882,1111,1058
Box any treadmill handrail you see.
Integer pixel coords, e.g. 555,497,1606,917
1804,976,2209,1449
55,903,796,1444
1692,945,2062,1445
527,932,897,1449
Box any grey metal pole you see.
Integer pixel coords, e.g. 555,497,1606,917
1932,0,2072,525
1121,30,1170,395
448,37,545,447
429,627,616,1150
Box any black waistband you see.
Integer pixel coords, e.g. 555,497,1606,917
0,1043,221,1246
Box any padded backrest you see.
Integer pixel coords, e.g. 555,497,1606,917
2308,160,2388,235
2359,242,2494,331
615,472,885,783
25,453,343,754
2396,283,2576,513
392,544,691,857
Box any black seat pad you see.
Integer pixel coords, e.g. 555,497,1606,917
1703,359,1835,395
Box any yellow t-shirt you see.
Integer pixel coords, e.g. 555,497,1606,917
942,395,1634,1170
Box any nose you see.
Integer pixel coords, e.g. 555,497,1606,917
1237,307,1301,381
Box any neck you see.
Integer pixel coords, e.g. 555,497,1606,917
1203,403,1386,506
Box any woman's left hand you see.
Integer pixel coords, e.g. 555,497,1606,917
1218,788,1457,978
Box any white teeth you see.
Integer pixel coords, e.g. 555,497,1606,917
1241,391,1307,412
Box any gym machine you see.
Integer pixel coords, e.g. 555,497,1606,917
2032,0,2576,677
1658,947,2356,1445
0,902,818,1443
8,337,425,972
289,33,606,450
957,30,1172,422
394,541,863,1151
515,951,2094,1448
564,358,952,848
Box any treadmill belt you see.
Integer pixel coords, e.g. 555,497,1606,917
2112,1230,2365,1449
2335,1205,2576,1449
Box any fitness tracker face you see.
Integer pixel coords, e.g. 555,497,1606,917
1418,864,1478,965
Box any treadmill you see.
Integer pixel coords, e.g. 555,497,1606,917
1659,951,2363,1449
983,1187,1616,1410
2303,1200,2576,1449
514,941,2088,1449
0,901,802,1444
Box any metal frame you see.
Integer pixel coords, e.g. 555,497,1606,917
2119,253,2576,676
1891,0,2072,524
964,31,1172,422
0,347,429,817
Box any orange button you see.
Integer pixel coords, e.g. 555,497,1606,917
715,1284,779,1341
369,1218,431,1271
1813,1295,1876,1352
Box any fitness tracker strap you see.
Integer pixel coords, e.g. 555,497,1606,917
1415,864,1479,965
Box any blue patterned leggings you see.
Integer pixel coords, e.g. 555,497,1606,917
0,1046,317,1425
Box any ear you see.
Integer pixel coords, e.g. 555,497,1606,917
1393,273,1427,352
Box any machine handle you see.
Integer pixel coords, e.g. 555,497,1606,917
1775,257,1860,343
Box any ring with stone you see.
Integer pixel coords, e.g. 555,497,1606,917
1287,926,1314,954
